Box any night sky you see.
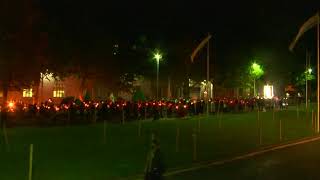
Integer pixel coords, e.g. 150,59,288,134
27,1,320,87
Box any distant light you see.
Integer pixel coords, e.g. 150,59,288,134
308,68,312,74
23,89,33,97
154,52,162,61
263,84,274,99
8,102,14,108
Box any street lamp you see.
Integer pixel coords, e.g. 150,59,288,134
306,67,312,109
154,52,162,99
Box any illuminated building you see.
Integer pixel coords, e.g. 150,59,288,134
263,84,274,99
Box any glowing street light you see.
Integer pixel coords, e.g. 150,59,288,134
154,53,162,62
153,51,162,99
308,68,312,74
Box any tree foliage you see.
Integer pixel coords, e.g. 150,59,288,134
249,62,264,80
295,70,315,86
132,89,146,102
119,73,144,93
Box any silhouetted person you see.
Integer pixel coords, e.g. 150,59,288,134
145,140,165,180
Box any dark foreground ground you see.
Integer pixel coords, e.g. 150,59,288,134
167,139,320,180
0,107,316,180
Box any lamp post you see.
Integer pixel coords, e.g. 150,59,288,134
306,67,312,109
154,52,162,99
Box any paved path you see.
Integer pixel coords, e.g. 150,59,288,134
166,136,320,180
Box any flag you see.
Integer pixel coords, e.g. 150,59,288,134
289,12,319,51
191,34,212,62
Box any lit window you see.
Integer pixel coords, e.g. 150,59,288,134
53,90,64,98
53,82,64,98
23,89,33,97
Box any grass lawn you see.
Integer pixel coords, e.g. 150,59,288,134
0,106,316,180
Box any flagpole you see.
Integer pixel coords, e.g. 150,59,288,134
306,50,308,110
207,33,210,116
317,13,319,133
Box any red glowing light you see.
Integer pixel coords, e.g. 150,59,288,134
8,102,14,108
63,105,69,110
175,105,179,110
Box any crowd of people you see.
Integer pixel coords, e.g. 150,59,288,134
0,96,290,126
